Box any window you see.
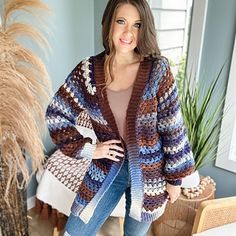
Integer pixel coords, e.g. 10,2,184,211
216,34,236,173
148,0,209,83
148,0,193,76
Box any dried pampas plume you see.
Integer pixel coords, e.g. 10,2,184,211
0,0,52,201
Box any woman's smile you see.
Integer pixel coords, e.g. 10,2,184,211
119,38,133,45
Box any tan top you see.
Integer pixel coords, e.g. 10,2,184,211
106,85,133,142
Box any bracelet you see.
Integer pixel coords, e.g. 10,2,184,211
182,176,216,199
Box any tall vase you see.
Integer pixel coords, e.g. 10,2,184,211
181,170,200,188
0,160,28,236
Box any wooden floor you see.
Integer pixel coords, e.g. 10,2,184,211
28,209,154,236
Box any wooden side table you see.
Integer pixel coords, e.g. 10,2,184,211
151,181,215,236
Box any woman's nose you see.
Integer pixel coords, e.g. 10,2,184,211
123,25,133,36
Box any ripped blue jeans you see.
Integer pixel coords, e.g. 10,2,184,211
63,159,151,236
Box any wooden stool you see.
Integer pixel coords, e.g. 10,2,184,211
53,227,60,236
151,180,215,236
119,217,124,236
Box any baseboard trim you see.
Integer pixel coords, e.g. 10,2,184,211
27,196,36,210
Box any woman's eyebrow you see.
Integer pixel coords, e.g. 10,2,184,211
116,16,126,20
116,16,141,22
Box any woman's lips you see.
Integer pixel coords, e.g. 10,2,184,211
120,38,132,45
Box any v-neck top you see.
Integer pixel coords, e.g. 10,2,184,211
106,85,133,143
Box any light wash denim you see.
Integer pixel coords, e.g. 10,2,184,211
63,159,151,236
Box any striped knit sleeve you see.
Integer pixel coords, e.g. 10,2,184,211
156,58,195,185
46,63,96,160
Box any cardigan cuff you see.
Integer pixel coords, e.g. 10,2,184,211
79,143,96,160
166,179,182,186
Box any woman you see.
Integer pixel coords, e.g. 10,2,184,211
46,0,195,235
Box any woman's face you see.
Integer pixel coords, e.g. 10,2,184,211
112,3,141,55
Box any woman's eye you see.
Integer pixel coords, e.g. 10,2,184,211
116,19,125,25
134,23,141,29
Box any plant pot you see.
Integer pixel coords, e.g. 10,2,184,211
0,162,28,236
181,170,200,188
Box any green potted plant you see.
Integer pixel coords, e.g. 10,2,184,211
174,60,225,187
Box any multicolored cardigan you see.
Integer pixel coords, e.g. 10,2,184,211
46,52,195,223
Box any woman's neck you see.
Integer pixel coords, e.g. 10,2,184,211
113,52,141,66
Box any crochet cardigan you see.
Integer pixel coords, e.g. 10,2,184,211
46,52,195,223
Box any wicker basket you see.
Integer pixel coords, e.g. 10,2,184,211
151,181,215,236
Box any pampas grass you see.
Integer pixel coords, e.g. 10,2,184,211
0,0,52,201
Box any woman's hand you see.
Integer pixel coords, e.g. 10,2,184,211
166,183,181,203
93,139,124,161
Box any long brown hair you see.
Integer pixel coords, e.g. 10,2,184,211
101,0,161,90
